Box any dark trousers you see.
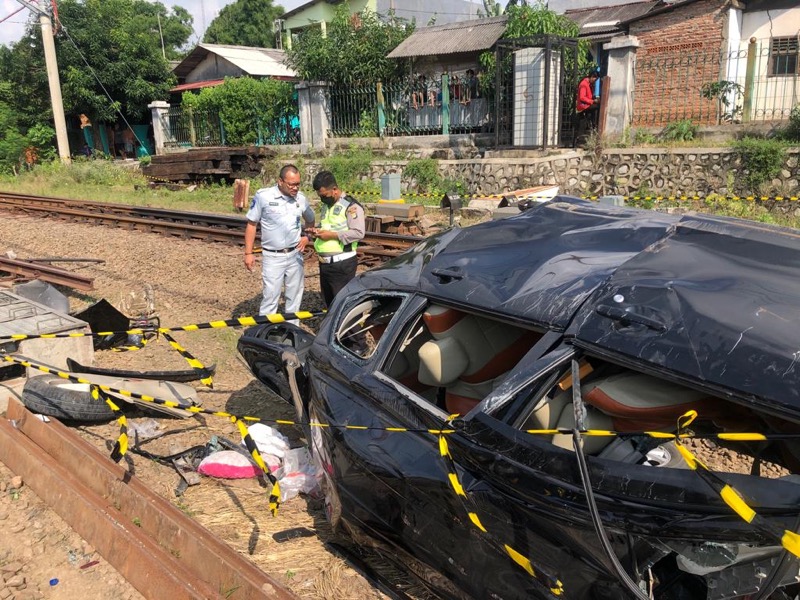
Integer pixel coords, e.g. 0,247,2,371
319,256,358,307
576,104,599,143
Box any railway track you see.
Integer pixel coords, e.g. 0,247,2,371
0,191,423,260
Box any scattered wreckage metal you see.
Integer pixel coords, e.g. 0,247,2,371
237,197,800,600
0,397,297,600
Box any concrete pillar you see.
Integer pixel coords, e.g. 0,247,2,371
296,81,330,150
603,35,640,137
148,101,171,156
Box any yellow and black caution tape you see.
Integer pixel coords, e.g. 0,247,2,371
233,416,281,516
359,190,800,203
91,384,128,463
437,419,564,596
161,331,214,388
0,311,326,343
1,353,283,513
673,410,800,559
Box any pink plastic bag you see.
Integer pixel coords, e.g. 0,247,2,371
197,450,261,479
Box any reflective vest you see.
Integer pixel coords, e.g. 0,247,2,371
314,197,359,255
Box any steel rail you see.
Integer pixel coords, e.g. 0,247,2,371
0,397,297,600
0,192,422,256
0,256,95,291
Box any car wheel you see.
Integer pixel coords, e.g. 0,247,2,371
21,375,118,422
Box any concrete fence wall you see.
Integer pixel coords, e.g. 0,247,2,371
302,147,799,198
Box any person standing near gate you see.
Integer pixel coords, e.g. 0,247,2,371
576,71,600,144
244,165,315,316
308,171,366,308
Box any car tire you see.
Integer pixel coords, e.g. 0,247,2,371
21,375,118,422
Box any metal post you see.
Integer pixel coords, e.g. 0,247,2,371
377,82,386,138
742,37,757,124
542,36,551,150
494,47,502,147
441,73,450,135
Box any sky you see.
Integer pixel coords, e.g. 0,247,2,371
0,0,502,47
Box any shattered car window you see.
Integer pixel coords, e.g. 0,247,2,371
333,295,404,359
379,302,544,415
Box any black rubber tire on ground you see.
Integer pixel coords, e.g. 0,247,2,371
21,375,117,422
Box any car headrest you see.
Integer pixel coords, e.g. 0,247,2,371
418,338,469,386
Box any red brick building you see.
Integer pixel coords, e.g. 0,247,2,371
627,0,732,126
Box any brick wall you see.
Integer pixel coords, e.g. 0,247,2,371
631,0,730,126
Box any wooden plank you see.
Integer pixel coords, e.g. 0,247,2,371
365,204,424,219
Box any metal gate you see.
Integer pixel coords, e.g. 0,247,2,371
494,35,580,149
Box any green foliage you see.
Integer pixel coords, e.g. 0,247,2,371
403,158,440,192
181,77,295,146
203,0,284,47
479,3,591,97
285,7,414,85
0,91,28,174
354,109,377,137
26,124,57,162
781,104,800,142
320,147,376,194
660,119,697,142
700,80,743,123
732,137,788,192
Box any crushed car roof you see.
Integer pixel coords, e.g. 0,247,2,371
359,197,800,416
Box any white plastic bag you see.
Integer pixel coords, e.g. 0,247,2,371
276,447,322,501
244,423,290,458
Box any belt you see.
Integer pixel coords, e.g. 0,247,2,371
318,251,357,264
262,247,297,254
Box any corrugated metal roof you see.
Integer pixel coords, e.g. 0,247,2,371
387,16,508,59
173,44,297,80
565,0,658,36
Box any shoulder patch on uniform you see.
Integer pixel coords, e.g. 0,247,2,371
249,197,256,209
347,205,358,217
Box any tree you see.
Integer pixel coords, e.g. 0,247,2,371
203,0,285,48
478,2,591,95
285,7,414,85
0,0,192,131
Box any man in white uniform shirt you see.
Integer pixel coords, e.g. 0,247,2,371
243,165,315,316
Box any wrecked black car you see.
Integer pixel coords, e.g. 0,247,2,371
238,197,800,599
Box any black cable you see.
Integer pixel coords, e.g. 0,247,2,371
570,360,648,599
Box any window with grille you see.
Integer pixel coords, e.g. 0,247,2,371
769,37,799,76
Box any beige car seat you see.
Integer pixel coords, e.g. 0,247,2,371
417,305,541,415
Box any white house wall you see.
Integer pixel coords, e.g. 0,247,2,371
742,8,800,39
738,9,800,121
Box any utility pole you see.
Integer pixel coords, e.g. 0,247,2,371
15,0,71,162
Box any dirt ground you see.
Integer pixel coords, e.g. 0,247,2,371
0,213,430,600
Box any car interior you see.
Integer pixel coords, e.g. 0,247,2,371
337,296,800,476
